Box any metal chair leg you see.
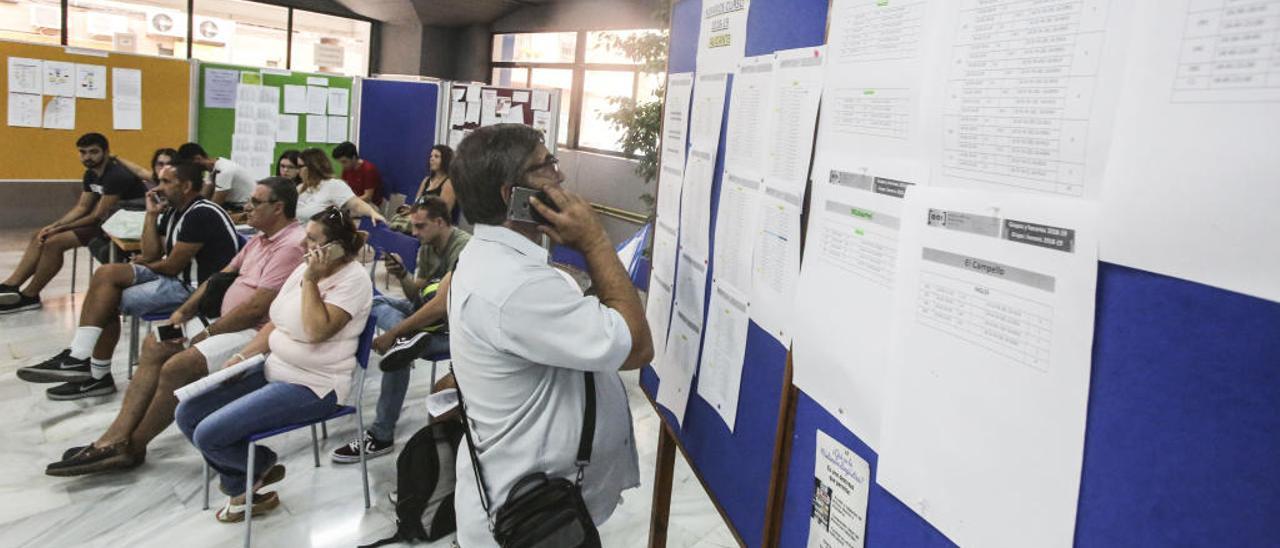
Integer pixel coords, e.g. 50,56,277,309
128,316,140,379
321,421,328,440
310,424,320,467
70,248,77,294
203,460,211,510
358,405,370,508
244,442,255,548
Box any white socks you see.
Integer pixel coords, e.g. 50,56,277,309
91,358,112,380
69,326,103,361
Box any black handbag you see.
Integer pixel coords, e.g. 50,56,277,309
197,271,238,320
455,367,602,548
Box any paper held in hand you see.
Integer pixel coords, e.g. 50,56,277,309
174,354,266,402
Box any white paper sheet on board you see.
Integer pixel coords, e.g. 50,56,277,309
276,115,298,142
283,84,307,113
8,57,43,95
466,84,482,102
696,0,750,74
259,85,280,109
1099,0,1280,303
448,129,464,149
327,116,348,143
76,64,107,99
792,166,915,450
764,46,824,199
679,148,716,263
503,103,525,124
112,98,142,130
926,0,1133,200
42,61,76,97
465,102,480,124
792,0,945,450
112,68,142,100
305,114,327,143
651,222,679,290
695,282,750,431
42,96,75,129
7,92,41,127
712,171,761,295
749,187,801,345
877,186,1099,548
451,87,466,102
512,90,530,103
306,85,328,115
654,309,701,426
689,72,728,151
326,87,349,116
656,165,684,227
673,250,708,333
723,55,774,179
807,430,870,548
306,76,328,87
531,89,551,111
450,101,466,126
660,73,694,172
645,273,676,363
532,110,552,143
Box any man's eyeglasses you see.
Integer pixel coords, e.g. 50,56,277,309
248,197,277,208
524,154,559,175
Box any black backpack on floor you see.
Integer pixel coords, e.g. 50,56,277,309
360,420,464,547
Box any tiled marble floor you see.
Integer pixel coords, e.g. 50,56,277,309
0,229,737,548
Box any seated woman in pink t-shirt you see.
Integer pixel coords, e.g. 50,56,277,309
175,206,372,522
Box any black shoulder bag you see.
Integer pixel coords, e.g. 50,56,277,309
197,271,239,320
454,367,602,548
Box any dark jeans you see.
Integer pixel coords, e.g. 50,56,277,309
175,369,338,496
370,295,450,442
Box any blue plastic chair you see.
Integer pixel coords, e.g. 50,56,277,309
127,308,178,380
550,222,653,288
199,316,377,547
365,223,420,289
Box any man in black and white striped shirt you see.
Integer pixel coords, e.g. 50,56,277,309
17,161,241,401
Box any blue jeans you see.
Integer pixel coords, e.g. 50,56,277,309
370,295,450,442
120,265,191,316
175,369,338,496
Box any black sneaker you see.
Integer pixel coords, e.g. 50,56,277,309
379,332,432,372
47,374,117,401
331,431,393,464
0,284,20,305
0,293,40,314
16,349,90,383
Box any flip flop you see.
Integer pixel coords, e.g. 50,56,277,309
215,491,280,523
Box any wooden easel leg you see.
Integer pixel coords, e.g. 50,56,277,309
648,426,677,548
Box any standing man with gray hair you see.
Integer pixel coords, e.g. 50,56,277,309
446,123,653,547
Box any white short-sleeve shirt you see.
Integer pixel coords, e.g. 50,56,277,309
295,178,356,222
448,224,639,548
212,157,257,205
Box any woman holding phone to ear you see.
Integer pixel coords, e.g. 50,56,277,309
175,206,372,522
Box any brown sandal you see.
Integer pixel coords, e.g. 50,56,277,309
215,491,280,523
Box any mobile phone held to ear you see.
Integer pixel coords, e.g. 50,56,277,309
153,322,185,342
507,186,560,225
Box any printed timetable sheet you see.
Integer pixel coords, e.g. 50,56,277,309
878,187,1099,548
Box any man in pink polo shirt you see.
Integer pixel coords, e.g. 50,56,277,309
46,177,307,477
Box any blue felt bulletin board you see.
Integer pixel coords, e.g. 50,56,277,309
651,1,1280,547
357,78,440,199
641,1,830,546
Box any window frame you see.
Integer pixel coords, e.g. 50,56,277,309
491,29,659,157
42,0,377,76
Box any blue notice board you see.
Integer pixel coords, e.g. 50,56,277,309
358,78,440,199
641,1,830,546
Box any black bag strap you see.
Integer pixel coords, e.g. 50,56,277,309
452,366,597,511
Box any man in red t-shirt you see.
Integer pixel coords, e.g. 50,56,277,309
332,141,383,206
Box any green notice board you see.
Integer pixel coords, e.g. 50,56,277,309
196,62,355,176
